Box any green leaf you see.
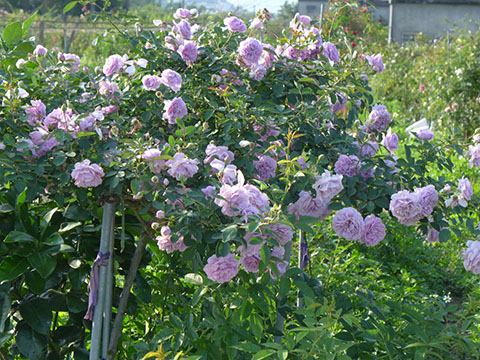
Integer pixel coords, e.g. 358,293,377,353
25,270,45,294
4,231,37,243
439,229,450,243
63,1,78,13
3,22,22,46
59,221,82,233
0,256,29,284
53,154,66,166
40,207,58,235
22,11,37,37
28,253,56,279
184,273,203,285
0,292,10,333
252,349,275,360
19,298,52,335
16,187,27,208
232,343,261,353
15,323,47,360
43,233,63,246
222,225,238,242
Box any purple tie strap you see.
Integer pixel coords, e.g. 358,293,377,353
84,251,110,320
300,241,309,270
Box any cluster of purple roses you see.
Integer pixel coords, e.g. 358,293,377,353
10,6,480,285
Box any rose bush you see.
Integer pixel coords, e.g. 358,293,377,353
0,1,479,359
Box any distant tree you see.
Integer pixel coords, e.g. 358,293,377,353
265,1,298,38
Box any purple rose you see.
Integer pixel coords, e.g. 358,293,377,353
204,144,234,165
215,183,251,216
267,223,293,246
78,115,96,132
143,148,166,173
156,226,188,253
175,19,192,39
224,16,247,33
174,8,193,19
287,191,331,221
463,240,480,274
71,159,105,188
202,185,216,199
322,41,340,63
253,154,277,181
178,41,198,62
25,100,46,126
34,45,47,57
238,38,263,65
160,69,182,92
458,177,473,207
334,154,359,177
357,141,379,157
417,129,434,141
60,53,81,72
415,185,438,217
366,54,384,73
244,184,270,215
166,152,199,180
204,253,239,283
466,144,480,167
44,108,71,130
142,75,161,91
332,207,365,241
249,64,266,81
103,54,125,76
389,190,423,226
222,164,237,185
367,104,391,132
313,170,343,202
99,80,121,99
361,214,386,246
238,241,263,273
163,97,188,124
382,129,399,152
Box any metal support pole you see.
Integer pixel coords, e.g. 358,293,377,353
102,227,115,359
388,0,393,45
89,202,116,360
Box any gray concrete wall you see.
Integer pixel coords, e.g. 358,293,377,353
391,3,480,42
298,0,480,42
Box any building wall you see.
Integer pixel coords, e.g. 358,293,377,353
391,3,480,42
298,1,480,42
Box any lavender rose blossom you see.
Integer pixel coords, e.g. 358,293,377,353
389,190,423,226
166,152,199,180
142,75,161,91
159,69,182,92
103,54,125,76
163,97,188,124
367,104,391,132
224,16,247,33
203,254,239,283
238,38,263,65
312,170,343,202
361,214,386,246
332,207,365,241
71,159,105,188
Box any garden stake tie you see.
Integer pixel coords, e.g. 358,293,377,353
88,201,116,360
